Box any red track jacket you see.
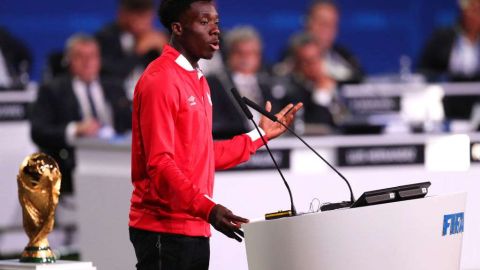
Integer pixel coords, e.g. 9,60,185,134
129,45,266,237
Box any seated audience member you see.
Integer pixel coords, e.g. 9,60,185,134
304,0,363,84
279,33,347,132
419,0,480,81
207,26,287,139
0,26,32,89
95,0,167,92
30,34,131,195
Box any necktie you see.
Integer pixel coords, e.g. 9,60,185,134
85,83,98,119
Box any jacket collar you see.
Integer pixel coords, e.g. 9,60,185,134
163,44,204,78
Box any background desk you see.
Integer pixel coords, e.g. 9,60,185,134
74,133,480,270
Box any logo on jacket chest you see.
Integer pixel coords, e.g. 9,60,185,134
187,94,212,107
188,96,197,106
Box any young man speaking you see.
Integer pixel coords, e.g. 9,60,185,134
129,0,303,269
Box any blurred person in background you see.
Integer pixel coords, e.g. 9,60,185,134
304,0,363,84
277,33,347,133
0,26,32,89
30,34,131,195
419,0,480,81
207,26,288,139
95,0,168,97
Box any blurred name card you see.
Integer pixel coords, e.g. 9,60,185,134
0,102,28,121
0,87,36,121
337,144,424,167
345,97,400,115
228,149,290,171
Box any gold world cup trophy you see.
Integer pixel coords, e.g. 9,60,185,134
17,153,61,263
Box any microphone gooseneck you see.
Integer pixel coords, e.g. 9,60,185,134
250,119,297,216
242,96,356,204
230,88,297,216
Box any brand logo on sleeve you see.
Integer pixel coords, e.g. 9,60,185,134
188,96,197,106
442,212,464,236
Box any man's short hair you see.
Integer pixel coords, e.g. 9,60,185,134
64,33,98,63
158,0,213,33
224,26,262,55
458,0,479,9
307,0,338,17
287,32,317,57
119,0,154,11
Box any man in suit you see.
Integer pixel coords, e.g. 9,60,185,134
30,34,131,195
207,26,288,139
95,0,168,95
304,0,363,84
278,33,346,133
0,27,32,89
418,0,480,82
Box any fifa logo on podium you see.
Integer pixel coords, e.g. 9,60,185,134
442,212,464,236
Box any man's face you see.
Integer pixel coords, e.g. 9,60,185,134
228,39,261,75
69,41,101,82
463,0,480,33
294,43,323,82
177,1,220,60
119,9,155,37
306,3,339,53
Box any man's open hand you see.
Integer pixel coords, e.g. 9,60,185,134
259,101,303,140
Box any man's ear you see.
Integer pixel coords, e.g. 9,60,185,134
171,22,182,36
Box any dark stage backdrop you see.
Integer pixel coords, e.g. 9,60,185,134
0,0,457,80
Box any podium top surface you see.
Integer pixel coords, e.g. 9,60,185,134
0,260,95,270
245,192,467,226
243,192,467,270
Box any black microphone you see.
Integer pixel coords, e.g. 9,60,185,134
242,96,356,205
242,97,278,122
230,88,297,216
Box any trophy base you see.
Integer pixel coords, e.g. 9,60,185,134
0,259,96,269
19,246,56,263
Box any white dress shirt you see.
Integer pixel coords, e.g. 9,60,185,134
324,50,354,82
65,78,114,143
449,34,480,77
232,73,264,123
312,88,335,107
0,49,12,87
120,32,135,54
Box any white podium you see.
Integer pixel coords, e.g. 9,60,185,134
0,260,96,270
244,193,466,270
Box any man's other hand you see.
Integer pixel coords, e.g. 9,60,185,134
208,204,248,242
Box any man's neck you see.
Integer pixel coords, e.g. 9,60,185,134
465,31,479,43
170,39,199,69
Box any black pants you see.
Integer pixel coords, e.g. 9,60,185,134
129,227,210,270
